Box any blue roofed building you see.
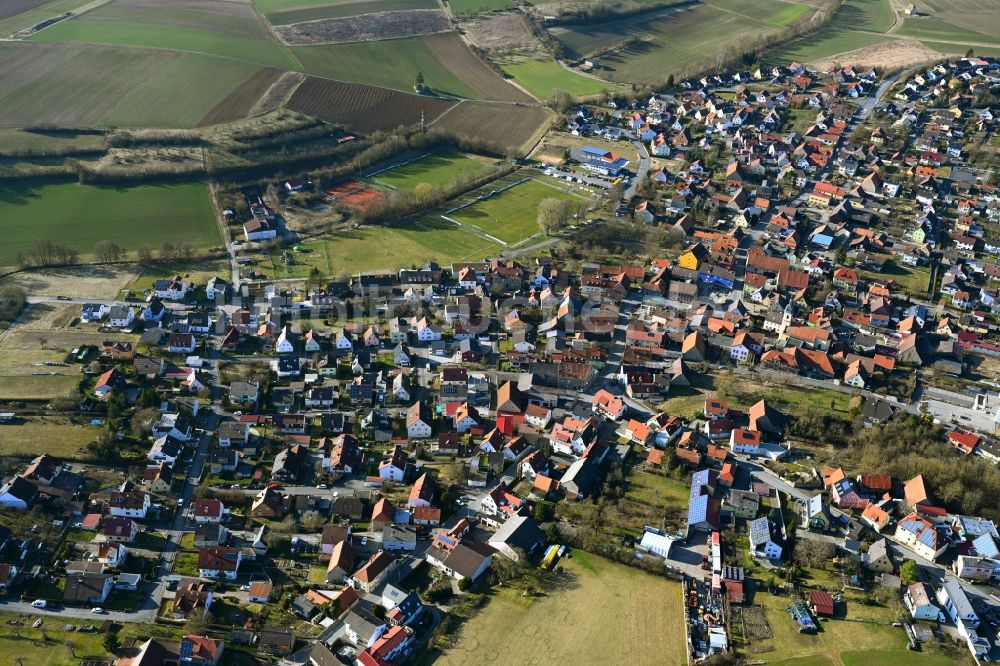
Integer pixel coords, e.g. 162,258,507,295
748,517,783,560
973,532,999,558
810,233,835,250
580,146,630,176
688,469,720,534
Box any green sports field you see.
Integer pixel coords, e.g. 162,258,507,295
448,176,588,243
370,152,495,192
0,181,219,266
503,58,617,99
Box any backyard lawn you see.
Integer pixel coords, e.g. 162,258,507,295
428,551,686,665
744,589,971,664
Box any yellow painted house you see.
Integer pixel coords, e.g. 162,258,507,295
678,243,708,271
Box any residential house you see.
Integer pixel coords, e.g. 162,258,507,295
197,547,242,580
350,550,397,593
905,582,944,622
103,517,138,544
63,573,113,605
406,402,433,439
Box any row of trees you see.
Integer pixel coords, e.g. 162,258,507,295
15,239,202,269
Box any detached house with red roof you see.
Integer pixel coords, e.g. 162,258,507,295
198,547,242,579
592,389,626,421
350,550,398,593
193,499,226,524
948,429,981,455
730,428,762,455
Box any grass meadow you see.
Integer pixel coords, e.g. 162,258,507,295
0,418,97,456
0,181,219,266
269,220,502,278
502,58,617,99
426,552,686,665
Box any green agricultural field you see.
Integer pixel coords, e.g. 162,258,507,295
429,552,686,665
32,9,300,69
921,0,1000,43
448,177,588,244
292,33,530,101
270,220,502,277
764,27,885,64
503,58,617,99
251,0,348,13
370,151,495,192
846,0,895,32
898,16,1000,45
704,0,810,26
448,0,511,15
0,181,219,266
763,0,909,64
0,42,266,128
266,0,436,23
0,0,87,36
549,4,786,83
431,101,554,154
922,40,1000,55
